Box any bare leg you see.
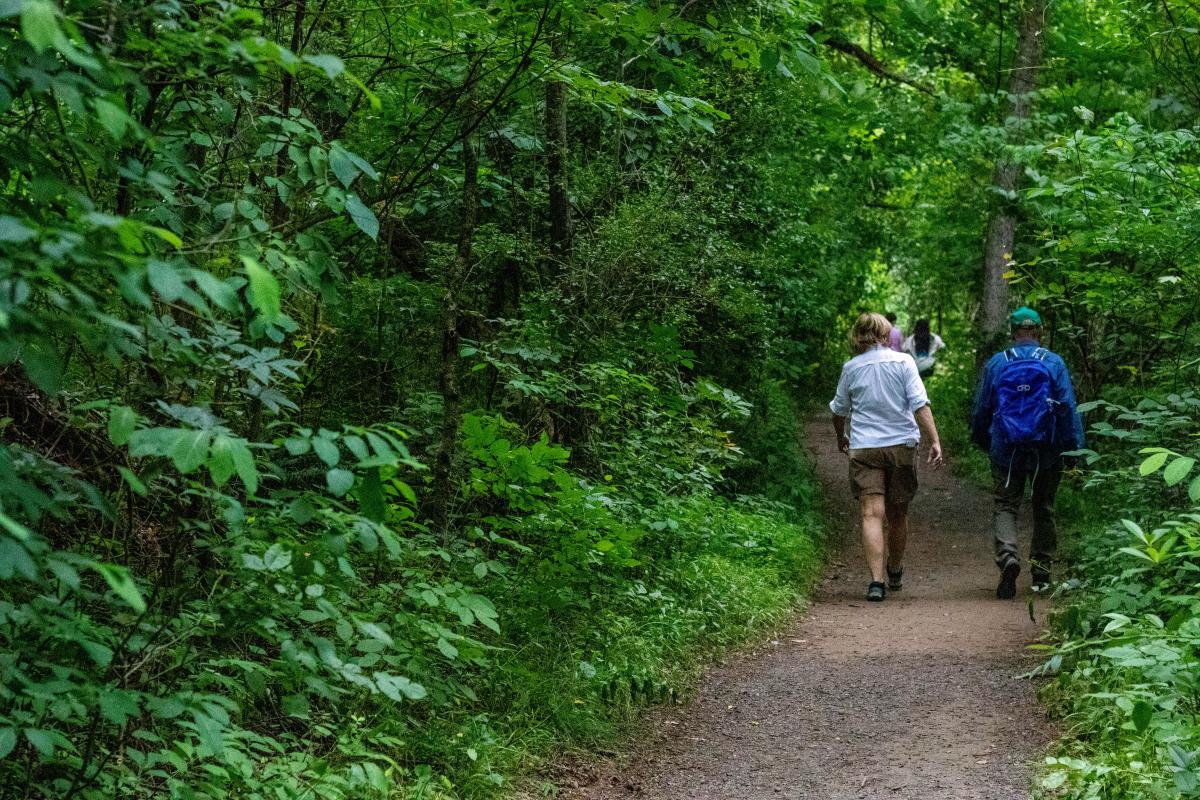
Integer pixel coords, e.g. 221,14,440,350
886,503,909,572
861,494,887,583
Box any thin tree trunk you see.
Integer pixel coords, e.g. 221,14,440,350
272,0,308,226
428,112,478,535
545,31,571,266
979,0,1048,351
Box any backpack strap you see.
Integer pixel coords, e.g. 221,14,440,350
1003,348,1018,363
1033,347,1048,361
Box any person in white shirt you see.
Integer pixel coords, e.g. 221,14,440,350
830,312,944,601
902,318,946,379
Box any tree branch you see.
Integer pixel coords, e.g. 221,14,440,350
808,24,936,96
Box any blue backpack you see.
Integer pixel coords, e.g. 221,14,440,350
994,347,1056,448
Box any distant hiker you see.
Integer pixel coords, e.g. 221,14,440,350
903,319,946,379
885,312,904,352
969,307,1084,598
831,312,944,602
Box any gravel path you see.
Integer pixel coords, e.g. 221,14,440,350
558,417,1055,800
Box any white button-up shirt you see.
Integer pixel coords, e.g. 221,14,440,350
829,346,929,449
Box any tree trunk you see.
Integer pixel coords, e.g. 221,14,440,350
427,113,478,535
545,32,571,267
979,0,1048,351
272,0,308,226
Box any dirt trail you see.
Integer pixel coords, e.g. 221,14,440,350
560,417,1055,800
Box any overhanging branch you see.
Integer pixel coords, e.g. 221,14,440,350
808,24,936,97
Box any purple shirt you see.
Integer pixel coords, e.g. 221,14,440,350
888,326,904,352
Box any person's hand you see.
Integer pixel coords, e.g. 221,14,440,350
927,441,944,469
838,435,850,455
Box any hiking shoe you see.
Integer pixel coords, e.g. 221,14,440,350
1031,565,1051,592
887,566,903,591
996,560,1020,599
866,581,886,602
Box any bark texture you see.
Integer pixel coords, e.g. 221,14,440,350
545,33,572,266
980,0,1048,350
428,115,478,535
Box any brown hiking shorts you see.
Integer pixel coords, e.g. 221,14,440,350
849,444,919,506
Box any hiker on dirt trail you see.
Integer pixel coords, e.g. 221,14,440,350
903,319,945,379
969,307,1085,599
885,312,904,352
830,312,945,602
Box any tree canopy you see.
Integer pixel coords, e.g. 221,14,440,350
1,1,1199,798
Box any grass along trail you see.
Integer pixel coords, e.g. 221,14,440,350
557,416,1054,799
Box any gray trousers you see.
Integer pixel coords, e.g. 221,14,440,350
991,459,1063,571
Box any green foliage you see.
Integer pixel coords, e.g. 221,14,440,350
0,0,851,796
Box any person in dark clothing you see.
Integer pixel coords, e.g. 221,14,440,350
969,307,1084,598
903,319,945,379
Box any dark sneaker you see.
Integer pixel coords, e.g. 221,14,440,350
887,566,903,591
866,581,886,602
996,560,1020,599
1031,565,1050,592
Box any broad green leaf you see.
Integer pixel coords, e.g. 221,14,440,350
242,255,281,321
1131,700,1153,732
345,149,378,181
207,435,237,486
168,429,211,474
1190,474,1200,503
0,728,15,760
93,99,129,139
23,729,55,757
146,226,182,248
345,194,378,240
0,215,35,242
326,467,354,496
313,436,340,466
373,672,426,701
281,695,310,719
304,53,344,79
461,593,500,633
148,260,187,302
0,537,36,579
192,271,239,312
357,467,385,522
108,406,136,446
118,466,146,496
229,438,258,495
355,619,393,646
436,637,458,659
21,338,62,394
193,712,224,757
0,512,32,542
329,145,358,188
92,562,147,613
20,0,59,53
1163,457,1195,487
262,543,292,571
99,689,141,725
1139,451,1169,476
80,639,112,667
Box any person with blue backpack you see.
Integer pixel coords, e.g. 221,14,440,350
970,307,1085,598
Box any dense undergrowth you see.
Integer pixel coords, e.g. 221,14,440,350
4,0,1200,798
927,349,1200,800
0,2,848,797
1030,391,1200,800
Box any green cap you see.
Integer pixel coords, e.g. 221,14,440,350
1010,306,1042,328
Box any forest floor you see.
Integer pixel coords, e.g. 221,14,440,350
553,416,1055,799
